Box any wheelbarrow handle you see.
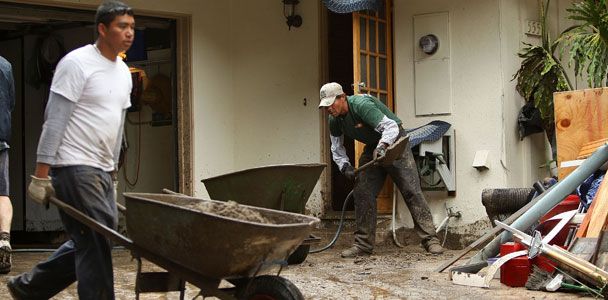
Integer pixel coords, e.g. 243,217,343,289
48,196,133,248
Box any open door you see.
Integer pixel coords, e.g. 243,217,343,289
352,1,394,213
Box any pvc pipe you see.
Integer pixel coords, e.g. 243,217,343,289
468,143,608,264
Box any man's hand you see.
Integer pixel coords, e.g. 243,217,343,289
373,143,388,160
27,175,55,206
341,163,356,181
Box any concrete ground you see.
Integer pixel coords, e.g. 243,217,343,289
0,234,595,299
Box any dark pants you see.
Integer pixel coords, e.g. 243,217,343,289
353,133,439,253
10,166,117,300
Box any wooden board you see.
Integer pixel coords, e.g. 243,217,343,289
555,88,608,179
577,138,608,159
586,169,608,238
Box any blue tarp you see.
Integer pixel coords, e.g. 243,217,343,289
405,120,452,148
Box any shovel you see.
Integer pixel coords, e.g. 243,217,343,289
355,135,410,174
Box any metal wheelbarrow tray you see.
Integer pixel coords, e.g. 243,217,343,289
202,163,326,264
49,192,319,299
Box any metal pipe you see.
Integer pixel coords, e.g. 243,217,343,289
468,143,608,264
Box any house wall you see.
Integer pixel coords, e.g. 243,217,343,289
392,0,557,243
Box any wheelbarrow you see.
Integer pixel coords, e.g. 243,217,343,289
48,192,319,299
201,163,325,264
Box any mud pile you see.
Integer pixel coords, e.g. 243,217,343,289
185,200,272,224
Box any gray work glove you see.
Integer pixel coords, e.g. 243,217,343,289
373,143,388,160
27,175,55,206
341,163,355,181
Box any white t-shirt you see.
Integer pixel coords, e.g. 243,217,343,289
50,44,132,171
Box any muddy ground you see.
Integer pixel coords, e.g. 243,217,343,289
0,228,595,299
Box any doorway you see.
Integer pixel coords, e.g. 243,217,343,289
324,1,395,214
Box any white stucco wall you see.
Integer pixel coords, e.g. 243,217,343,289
230,1,320,168
392,0,554,232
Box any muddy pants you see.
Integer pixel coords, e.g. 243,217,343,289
10,166,117,300
353,134,439,253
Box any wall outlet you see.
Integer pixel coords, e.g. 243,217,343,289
525,20,542,37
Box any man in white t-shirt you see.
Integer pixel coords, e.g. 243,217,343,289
7,1,134,299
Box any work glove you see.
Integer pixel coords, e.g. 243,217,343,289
341,163,355,181
373,143,388,160
27,175,55,207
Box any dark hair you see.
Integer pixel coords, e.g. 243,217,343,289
95,1,133,27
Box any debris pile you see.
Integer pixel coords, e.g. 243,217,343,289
440,141,608,298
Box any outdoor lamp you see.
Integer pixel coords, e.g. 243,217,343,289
283,0,302,30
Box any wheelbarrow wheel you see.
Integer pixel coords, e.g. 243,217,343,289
287,244,310,265
236,275,303,300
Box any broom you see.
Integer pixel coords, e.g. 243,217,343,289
525,265,601,294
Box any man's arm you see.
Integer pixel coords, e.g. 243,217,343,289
375,115,399,146
34,92,76,178
330,134,350,170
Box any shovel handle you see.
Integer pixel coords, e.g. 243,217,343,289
354,158,379,175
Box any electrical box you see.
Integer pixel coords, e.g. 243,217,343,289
413,12,451,116
415,128,456,194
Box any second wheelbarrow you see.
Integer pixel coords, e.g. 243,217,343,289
202,163,325,264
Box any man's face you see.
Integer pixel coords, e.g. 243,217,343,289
99,14,135,53
326,95,346,117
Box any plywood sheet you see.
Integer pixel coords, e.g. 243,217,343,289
555,88,608,179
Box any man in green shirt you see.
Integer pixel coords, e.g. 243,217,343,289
319,82,444,257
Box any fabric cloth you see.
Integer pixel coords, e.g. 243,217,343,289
578,171,604,209
50,44,131,171
9,166,117,300
0,149,8,196
0,55,15,150
329,94,401,145
352,129,439,252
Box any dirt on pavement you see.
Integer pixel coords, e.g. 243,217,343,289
0,236,594,299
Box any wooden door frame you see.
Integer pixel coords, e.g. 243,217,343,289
4,0,194,195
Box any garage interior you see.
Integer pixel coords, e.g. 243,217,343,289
0,1,178,242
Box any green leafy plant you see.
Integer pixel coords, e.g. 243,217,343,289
513,0,572,154
558,0,608,88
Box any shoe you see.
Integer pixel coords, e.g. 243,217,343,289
426,243,445,255
340,246,371,258
0,234,11,274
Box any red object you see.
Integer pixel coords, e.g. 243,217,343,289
540,195,580,223
500,242,530,287
538,195,580,246
532,255,557,273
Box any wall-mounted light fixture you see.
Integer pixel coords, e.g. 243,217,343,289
283,0,302,30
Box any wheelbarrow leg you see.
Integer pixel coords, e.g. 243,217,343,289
135,257,186,299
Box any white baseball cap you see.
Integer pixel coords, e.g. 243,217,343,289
319,82,344,108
